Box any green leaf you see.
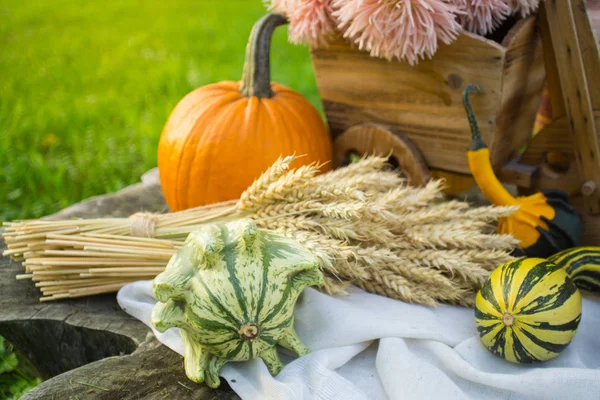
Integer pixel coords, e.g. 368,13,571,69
0,336,41,398
0,353,18,374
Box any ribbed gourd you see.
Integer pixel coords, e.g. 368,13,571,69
463,84,582,258
475,258,582,363
548,247,600,293
151,219,323,388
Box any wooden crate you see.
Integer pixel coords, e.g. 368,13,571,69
311,16,545,175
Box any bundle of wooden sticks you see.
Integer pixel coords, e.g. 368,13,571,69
2,201,238,301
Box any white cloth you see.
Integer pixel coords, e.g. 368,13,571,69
117,282,600,400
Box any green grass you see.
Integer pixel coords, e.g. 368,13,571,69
0,0,321,220
0,336,41,399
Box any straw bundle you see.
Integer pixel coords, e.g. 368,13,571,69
3,155,519,306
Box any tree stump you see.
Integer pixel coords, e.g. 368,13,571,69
0,169,238,399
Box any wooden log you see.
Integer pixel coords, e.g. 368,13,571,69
0,236,146,379
22,336,238,400
0,169,237,398
0,176,166,378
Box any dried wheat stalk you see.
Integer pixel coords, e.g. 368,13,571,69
3,155,518,305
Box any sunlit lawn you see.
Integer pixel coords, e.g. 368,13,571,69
0,0,320,220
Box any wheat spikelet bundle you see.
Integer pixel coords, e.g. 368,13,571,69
3,155,519,305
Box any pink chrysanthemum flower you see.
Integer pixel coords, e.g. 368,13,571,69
266,0,337,47
267,0,291,13
288,0,337,46
504,0,540,18
453,0,511,35
332,0,463,65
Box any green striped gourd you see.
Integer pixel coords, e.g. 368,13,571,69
475,258,582,363
151,219,323,388
548,246,600,293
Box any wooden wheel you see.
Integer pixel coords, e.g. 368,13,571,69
333,123,430,186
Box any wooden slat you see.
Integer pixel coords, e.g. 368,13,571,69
539,4,567,118
492,16,546,169
580,0,600,108
544,0,600,213
591,0,600,39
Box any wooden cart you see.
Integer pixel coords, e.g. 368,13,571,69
311,0,600,245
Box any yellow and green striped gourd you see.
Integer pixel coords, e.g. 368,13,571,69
475,258,582,363
151,219,323,388
548,247,600,293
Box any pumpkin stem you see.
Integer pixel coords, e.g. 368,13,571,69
463,84,487,151
240,13,288,98
502,313,515,327
239,322,259,340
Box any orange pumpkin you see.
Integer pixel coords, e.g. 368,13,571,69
158,13,332,211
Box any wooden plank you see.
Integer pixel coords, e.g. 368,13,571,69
492,16,546,169
539,4,566,117
591,0,600,40
312,32,506,174
544,0,600,214
577,0,600,108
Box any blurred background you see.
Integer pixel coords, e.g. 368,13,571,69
0,0,321,222
0,1,319,397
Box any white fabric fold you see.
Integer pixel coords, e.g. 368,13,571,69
117,281,600,400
